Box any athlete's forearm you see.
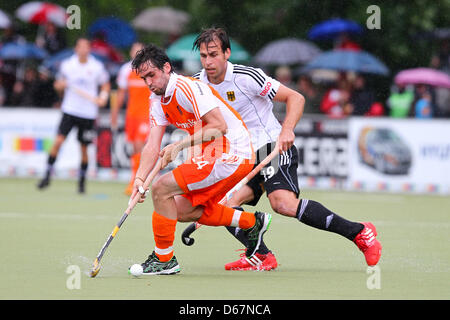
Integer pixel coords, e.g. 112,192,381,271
282,93,305,131
135,126,165,180
177,124,225,151
176,107,227,151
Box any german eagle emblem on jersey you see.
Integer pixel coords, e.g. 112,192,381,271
226,91,236,102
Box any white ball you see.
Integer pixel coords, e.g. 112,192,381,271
129,264,143,277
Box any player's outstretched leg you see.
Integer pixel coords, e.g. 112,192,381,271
353,222,382,266
78,162,88,194
37,155,56,190
297,199,382,266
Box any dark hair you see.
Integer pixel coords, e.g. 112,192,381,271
131,43,173,73
76,36,91,44
193,28,230,53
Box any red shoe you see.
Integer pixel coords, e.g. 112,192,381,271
353,222,382,266
225,250,278,271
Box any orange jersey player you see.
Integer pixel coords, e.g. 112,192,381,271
128,43,272,275
111,42,151,195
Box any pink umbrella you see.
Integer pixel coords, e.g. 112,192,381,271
16,1,67,27
395,68,450,89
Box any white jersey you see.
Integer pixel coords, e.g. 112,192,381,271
193,61,282,150
57,54,109,119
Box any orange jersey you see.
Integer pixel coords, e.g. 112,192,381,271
117,61,151,119
150,74,253,160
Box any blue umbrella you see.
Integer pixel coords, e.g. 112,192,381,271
88,17,136,48
41,48,106,72
301,49,389,76
0,42,48,60
308,18,363,40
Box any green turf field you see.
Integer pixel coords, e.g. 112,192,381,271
0,177,449,300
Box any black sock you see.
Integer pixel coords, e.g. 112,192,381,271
225,207,270,255
296,200,364,241
79,162,88,182
45,155,56,178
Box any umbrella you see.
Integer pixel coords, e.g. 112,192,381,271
88,17,137,49
308,18,363,40
132,6,190,34
395,68,450,89
253,38,321,66
40,48,120,76
0,42,48,60
166,33,250,63
0,9,11,29
301,49,389,76
16,1,67,27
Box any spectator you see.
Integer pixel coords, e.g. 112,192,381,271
0,24,26,45
334,33,361,51
386,84,414,118
296,75,321,114
272,65,296,120
0,74,6,106
320,73,353,118
365,102,385,117
430,39,449,72
413,84,433,119
35,22,66,55
10,67,40,106
0,24,25,105
91,31,123,63
34,67,59,108
433,86,450,118
275,65,296,89
349,74,376,115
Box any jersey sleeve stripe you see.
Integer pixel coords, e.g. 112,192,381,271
177,79,201,120
268,88,276,100
233,70,264,87
150,114,158,127
233,66,265,84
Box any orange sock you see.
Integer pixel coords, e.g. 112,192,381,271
198,204,255,230
152,211,177,262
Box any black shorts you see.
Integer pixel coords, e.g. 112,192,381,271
57,113,96,145
246,142,300,206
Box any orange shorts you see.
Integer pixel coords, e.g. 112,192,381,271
125,115,150,143
173,154,254,208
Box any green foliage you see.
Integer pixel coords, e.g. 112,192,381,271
3,0,448,74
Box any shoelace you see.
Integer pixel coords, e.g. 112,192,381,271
235,248,247,258
355,227,375,250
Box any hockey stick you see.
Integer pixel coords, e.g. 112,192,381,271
69,85,108,107
181,141,280,246
90,158,161,278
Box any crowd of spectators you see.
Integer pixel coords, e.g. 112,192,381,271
0,23,449,120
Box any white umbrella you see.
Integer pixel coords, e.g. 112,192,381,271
16,1,67,27
253,38,322,66
132,6,190,34
0,9,11,28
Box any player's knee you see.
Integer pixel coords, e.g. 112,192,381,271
268,191,299,217
151,178,167,202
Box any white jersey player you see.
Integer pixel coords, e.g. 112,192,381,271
182,28,382,271
37,37,110,194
